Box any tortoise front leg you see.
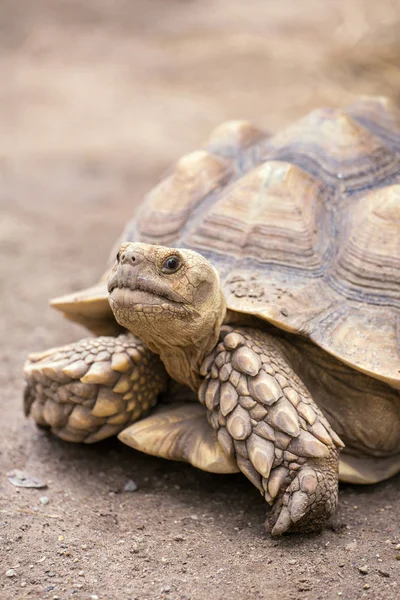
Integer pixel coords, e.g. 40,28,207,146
199,326,344,535
24,333,168,443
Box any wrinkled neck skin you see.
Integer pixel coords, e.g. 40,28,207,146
143,297,227,391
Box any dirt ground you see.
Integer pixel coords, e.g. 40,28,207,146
1,1,399,599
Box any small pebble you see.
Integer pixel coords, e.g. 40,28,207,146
81,544,88,550
378,569,390,578
174,535,185,542
78,570,85,576
90,596,99,600
7,469,47,489
359,565,368,575
123,480,138,492
6,569,16,577
288,559,297,565
345,541,357,551
363,584,370,590
40,496,49,505
396,544,400,550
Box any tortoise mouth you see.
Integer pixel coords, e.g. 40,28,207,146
108,267,187,305
109,288,188,314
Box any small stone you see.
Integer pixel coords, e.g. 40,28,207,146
123,480,138,492
345,541,357,551
7,469,47,489
81,544,87,550
359,565,368,575
40,496,49,505
363,584,370,590
21,582,26,587
174,535,185,541
78,570,85,576
378,569,390,578
396,544,400,550
58,535,64,542
90,596,99,600
288,559,297,565
6,569,16,577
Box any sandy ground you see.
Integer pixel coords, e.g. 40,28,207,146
0,1,399,599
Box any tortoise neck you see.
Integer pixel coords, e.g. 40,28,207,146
159,340,215,391
155,299,227,391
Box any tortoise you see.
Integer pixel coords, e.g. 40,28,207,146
24,96,400,535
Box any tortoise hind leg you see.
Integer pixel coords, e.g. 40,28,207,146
119,403,239,474
24,333,168,443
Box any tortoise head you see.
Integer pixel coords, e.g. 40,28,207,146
108,242,226,384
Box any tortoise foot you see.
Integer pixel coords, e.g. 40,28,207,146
265,461,339,535
24,333,167,443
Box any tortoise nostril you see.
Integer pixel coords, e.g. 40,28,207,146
120,251,137,264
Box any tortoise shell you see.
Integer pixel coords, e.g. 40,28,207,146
56,97,400,389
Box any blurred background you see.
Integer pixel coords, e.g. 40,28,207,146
2,0,400,180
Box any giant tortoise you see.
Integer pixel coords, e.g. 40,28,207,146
24,96,400,534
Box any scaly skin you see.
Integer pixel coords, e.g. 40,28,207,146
198,325,343,534
24,333,168,443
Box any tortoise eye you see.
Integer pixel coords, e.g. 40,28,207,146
116,252,120,262
162,255,181,274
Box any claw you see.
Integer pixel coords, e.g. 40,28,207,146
266,465,338,535
288,490,309,522
270,505,292,535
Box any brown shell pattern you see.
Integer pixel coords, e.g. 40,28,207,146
118,97,400,389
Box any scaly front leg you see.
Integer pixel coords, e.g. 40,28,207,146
24,333,168,443
199,326,344,534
